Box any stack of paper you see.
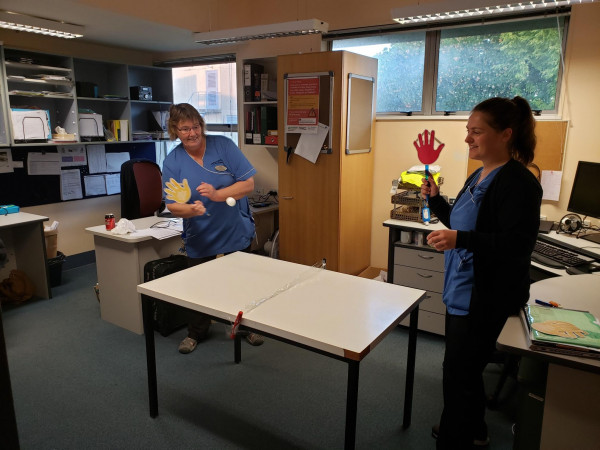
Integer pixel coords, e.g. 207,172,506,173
522,304,600,359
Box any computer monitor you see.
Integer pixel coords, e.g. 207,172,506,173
567,161,600,244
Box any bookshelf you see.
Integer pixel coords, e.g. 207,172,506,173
241,57,278,149
0,45,173,146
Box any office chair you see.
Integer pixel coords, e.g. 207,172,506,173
120,159,165,220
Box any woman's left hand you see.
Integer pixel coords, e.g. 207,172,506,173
426,230,457,251
197,182,218,201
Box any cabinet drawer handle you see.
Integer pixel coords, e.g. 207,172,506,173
417,254,434,260
417,273,433,278
281,196,294,200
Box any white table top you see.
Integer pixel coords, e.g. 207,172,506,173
0,212,48,228
85,216,181,243
497,274,600,373
137,252,426,360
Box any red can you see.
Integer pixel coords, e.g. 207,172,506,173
105,213,115,230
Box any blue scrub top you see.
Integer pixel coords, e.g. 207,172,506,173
443,165,502,315
162,135,256,258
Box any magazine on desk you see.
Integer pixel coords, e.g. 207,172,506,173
521,304,600,359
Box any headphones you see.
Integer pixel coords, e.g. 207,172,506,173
558,213,583,234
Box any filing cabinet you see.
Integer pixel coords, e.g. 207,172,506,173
384,219,447,335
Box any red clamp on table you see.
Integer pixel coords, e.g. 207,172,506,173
230,311,243,338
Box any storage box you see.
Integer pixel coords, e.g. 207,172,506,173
265,135,278,145
11,109,51,141
44,229,58,259
79,113,103,137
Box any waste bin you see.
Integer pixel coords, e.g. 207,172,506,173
48,251,66,287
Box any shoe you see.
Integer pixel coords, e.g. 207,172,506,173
178,337,198,354
431,424,490,447
245,333,264,346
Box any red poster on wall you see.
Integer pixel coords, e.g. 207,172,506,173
286,77,319,134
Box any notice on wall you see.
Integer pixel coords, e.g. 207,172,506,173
60,169,83,201
27,152,61,175
541,170,562,201
58,145,87,167
286,77,319,134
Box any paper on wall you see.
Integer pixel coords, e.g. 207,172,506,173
0,149,14,173
294,123,329,164
60,169,83,200
27,152,61,175
541,170,562,201
106,152,130,172
87,144,107,174
58,145,87,167
83,175,107,196
105,173,121,195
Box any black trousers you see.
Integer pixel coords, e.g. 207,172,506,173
436,312,507,449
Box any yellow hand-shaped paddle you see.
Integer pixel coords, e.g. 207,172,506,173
532,320,589,339
164,178,191,204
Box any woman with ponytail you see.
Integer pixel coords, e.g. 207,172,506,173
421,96,542,448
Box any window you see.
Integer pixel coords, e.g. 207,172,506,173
171,60,238,144
333,32,426,113
331,16,567,115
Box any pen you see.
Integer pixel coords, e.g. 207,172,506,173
535,299,561,308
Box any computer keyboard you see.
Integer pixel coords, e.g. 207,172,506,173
532,240,594,268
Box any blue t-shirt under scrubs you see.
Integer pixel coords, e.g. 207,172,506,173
162,135,256,258
443,166,502,315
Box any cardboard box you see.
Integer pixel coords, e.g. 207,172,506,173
79,113,103,137
44,229,58,259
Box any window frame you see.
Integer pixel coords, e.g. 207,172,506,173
158,54,239,134
326,12,570,117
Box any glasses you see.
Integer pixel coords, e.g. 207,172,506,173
177,125,202,135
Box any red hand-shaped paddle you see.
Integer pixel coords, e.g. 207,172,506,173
413,130,444,165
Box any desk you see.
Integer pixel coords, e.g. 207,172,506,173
497,274,600,449
137,252,425,450
0,212,50,299
86,216,182,334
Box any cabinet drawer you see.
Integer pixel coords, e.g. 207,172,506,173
421,291,445,315
393,265,444,291
394,246,444,272
400,310,445,335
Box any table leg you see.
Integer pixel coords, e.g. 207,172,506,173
141,294,158,417
234,333,242,364
0,307,20,449
345,360,360,450
403,305,419,429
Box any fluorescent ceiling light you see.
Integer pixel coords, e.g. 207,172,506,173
194,19,328,45
391,0,597,24
0,10,84,39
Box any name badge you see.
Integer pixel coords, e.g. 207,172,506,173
215,165,228,172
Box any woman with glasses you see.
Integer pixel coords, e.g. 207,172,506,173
421,96,542,449
163,103,263,354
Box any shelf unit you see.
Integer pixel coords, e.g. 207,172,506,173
0,46,173,146
241,57,278,149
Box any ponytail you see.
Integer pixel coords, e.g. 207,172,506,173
472,96,536,166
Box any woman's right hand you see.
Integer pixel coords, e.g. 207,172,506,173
421,175,439,199
189,200,207,216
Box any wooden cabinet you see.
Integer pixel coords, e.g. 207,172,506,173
385,219,446,335
276,51,377,275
